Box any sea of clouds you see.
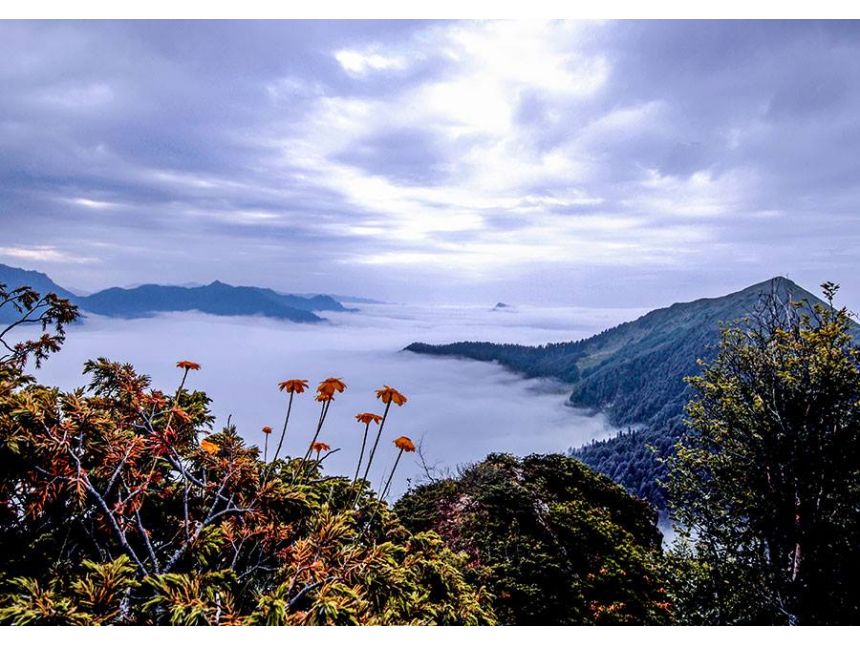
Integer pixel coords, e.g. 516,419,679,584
27,302,647,498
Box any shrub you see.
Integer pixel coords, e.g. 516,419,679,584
395,452,672,625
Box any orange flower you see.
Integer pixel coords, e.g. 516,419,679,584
355,412,383,425
200,439,219,455
315,378,346,402
317,377,346,396
376,385,407,406
278,379,308,394
393,436,416,452
311,441,331,453
262,426,273,435
176,360,201,371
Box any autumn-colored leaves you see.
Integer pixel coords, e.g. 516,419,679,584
200,439,219,455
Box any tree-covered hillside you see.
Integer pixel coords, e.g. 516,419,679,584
407,278,857,507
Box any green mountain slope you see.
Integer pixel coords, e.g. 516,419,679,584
406,277,854,506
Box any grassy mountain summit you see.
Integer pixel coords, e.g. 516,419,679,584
395,453,670,625
406,277,856,505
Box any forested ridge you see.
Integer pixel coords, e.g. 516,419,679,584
407,277,859,507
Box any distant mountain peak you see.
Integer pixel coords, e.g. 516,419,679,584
78,281,347,322
743,275,803,293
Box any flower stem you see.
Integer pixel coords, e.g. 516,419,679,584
271,392,294,464
296,400,330,481
163,368,189,434
149,368,190,483
380,449,404,501
353,422,370,485
361,400,391,484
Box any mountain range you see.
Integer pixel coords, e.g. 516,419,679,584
0,263,353,323
406,277,858,507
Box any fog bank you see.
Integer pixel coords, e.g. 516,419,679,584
28,303,645,497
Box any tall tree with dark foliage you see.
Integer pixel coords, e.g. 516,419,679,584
667,283,860,625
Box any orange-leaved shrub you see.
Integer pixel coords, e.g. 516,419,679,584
0,287,494,625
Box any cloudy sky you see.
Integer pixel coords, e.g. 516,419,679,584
2,20,860,308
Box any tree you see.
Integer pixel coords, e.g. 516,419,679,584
0,282,78,370
667,283,860,625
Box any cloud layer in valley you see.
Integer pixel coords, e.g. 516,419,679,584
26,304,641,497
2,20,860,309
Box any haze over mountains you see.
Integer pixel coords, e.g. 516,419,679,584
407,277,859,506
0,263,355,323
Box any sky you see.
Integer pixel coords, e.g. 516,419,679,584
2,20,860,310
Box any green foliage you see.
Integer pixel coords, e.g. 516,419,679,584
396,453,671,625
72,556,141,624
573,423,681,508
667,284,860,625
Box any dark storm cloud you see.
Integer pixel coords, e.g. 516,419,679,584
2,20,860,309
